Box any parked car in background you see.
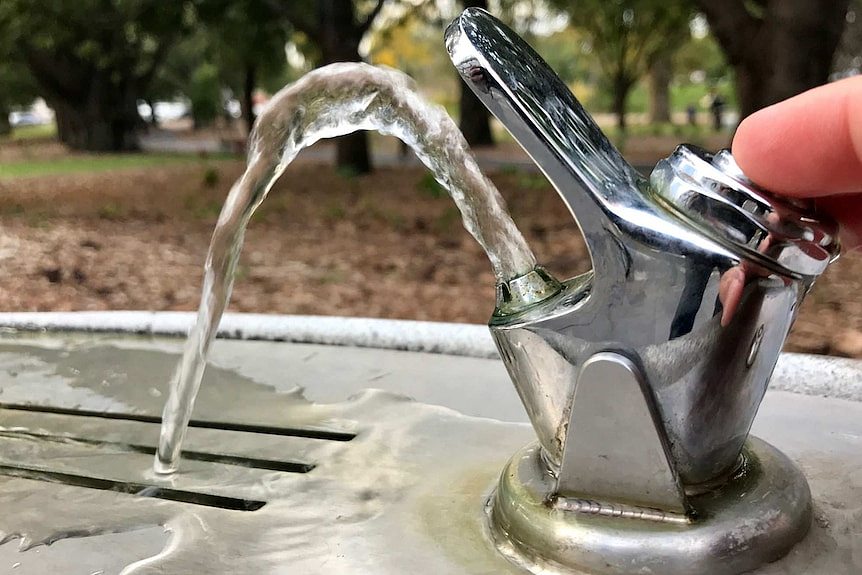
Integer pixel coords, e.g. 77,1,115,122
8,111,44,127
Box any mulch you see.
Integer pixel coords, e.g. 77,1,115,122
0,152,858,357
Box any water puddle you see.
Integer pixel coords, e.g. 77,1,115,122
0,526,168,575
0,334,533,573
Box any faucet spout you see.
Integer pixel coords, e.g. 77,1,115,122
446,8,645,294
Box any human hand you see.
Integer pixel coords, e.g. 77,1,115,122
732,76,862,249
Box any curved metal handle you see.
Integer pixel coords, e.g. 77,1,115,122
445,8,644,288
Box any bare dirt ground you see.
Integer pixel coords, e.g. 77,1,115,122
0,143,860,357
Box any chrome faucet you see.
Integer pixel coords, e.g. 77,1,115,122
446,8,838,575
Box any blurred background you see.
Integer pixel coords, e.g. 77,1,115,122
0,0,860,356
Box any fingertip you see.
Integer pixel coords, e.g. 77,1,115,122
730,77,862,197
731,107,784,186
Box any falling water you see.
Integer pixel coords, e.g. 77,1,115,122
154,63,536,474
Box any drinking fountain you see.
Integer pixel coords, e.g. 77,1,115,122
0,7,861,575
446,8,838,575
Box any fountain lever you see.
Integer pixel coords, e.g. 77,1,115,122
446,8,838,575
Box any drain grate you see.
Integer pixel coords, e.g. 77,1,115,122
0,402,355,511
0,464,267,511
0,402,355,441
0,430,314,473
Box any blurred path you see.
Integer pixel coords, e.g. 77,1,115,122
139,131,662,174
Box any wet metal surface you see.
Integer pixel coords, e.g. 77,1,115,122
0,332,859,574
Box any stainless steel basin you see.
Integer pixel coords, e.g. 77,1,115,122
0,312,860,574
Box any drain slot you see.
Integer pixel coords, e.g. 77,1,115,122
0,430,313,473
0,463,266,511
0,403,355,442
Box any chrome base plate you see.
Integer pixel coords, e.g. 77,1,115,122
489,437,812,575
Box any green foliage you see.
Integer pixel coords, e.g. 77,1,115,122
202,167,220,188
548,0,695,126
0,61,37,127
97,203,126,221
188,63,221,127
670,78,736,110
323,202,348,222
417,172,447,198
603,122,713,139
258,0,387,172
0,0,198,149
184,194,223,220
0,0,293,144
516,171,551,191
369,9,459,106
146,30,210,103
145,1,291,128
0,15,38,134
552,0,694,80
673,31,730,85
197,0,290,105
0,153,229,179
531,27,596,88
0,0,195,77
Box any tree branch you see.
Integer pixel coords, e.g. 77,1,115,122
696,0,761,64
359,0,387,36
19,45,89,105
262,0,320,43
137,37,175,87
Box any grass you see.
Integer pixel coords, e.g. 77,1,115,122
602,123,718,139
417,172,447,198
0,151,236,179
6,123,58,141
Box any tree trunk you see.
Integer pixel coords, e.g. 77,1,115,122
648,54,672,124
243,62,257,135
52,99,139,151
146,98,159,128
318,0,372,174
734,63,769,119
458,0,494,147
23,52,142,151
0,106,10,136
50,81,140,152
613,75,631,131
768,0,848,104
459,80,494,146
698,0,849,121
335,132,371,174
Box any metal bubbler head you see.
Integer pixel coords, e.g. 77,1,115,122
446,8,838,575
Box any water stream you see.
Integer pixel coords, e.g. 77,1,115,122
154,63,536,474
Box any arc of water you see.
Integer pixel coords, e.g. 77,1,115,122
154,63,536,474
